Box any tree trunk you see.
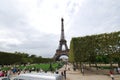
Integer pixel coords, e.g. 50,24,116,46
118,62,120,67
95,63,98,70
89,62,91,67
79,62,82,72
110,62,113,69
76,62,79,69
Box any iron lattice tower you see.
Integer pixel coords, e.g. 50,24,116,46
54,18,69,61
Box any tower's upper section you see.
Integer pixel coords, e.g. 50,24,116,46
60,18,65,40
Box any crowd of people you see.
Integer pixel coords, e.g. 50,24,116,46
0,66,45,78
0,67,22,77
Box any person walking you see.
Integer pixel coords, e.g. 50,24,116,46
109,70,114,80
81,68,84,75
64,70,66,80
7,69,12,80
61,71,64,79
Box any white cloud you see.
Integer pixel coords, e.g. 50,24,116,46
0,0,119,58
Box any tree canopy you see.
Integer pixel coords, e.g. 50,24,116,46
0,51,53,65
69,31,120,67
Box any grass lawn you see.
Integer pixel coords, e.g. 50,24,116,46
1,62,63,71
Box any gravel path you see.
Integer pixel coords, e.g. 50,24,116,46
58,64,120,80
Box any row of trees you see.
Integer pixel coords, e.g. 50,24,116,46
69,31,120,69
0,51,53,65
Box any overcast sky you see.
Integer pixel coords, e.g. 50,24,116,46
0,0,120,58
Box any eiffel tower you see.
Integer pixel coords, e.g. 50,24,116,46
54,18,69,61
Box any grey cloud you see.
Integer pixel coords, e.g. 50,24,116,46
69,0,120,36
0,0,56,57
4,32,59,57
0,0,33,34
